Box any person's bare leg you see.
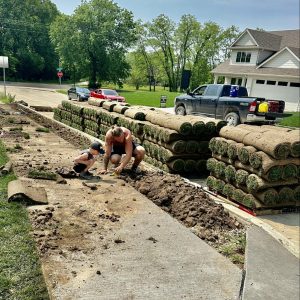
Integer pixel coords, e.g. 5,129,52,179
83,160,95,173
132,146,145,169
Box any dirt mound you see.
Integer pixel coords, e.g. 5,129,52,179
122,171,243,246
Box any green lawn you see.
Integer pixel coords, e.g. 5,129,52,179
57,84,181,108
279,112,300,128
0,141,49,300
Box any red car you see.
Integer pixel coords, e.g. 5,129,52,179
90,89,125,102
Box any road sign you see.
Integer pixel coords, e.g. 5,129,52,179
0,56,9,68
160,95,167,108
57,71,63,78
0,56,8,97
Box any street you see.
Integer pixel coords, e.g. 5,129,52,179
0,82,70,107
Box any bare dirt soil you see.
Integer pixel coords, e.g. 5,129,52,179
0,103,246,297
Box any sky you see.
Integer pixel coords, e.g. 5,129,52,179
50,0,299,31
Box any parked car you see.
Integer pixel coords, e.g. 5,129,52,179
90,89,125,102
174,84,287,126
67,87,90,101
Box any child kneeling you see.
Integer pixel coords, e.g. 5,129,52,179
73,141,104,179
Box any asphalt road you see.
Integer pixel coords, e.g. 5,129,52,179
0,83,68,107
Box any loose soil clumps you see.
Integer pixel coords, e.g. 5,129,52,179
122,171,243,247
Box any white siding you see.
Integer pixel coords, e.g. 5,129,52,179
257,50,275,64
250,76,300,111
262,49,299,69
230,50,258,65
235,32,257,46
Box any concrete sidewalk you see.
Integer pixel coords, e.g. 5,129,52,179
243,226,300,300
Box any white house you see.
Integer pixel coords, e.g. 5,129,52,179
211,29,300,111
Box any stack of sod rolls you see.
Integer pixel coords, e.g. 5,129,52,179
54,100,227,175
120,107,227,174
206,124,300,211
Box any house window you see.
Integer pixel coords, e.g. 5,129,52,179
236,51,251,63
267,80,276,85
256,80,265,84
290,82,300,87
278,81,288,86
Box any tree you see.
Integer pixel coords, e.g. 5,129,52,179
50,0,137,88
0,0,59,80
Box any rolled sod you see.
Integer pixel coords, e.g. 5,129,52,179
228,142,244,160
219,126,252,143
206,176,217,190
224,165,236,182
293,186,300,202
198,141,209,154
232,188,247,205
215,161,226,178
235,169,249,185
184,160,195,173
148,114,193,136
186,140,199,154
124,109,146,121
278,187,295,203
161,128,182,143
88,97,101,107
205,121,217,136
243,194,256,209
255,188,279,206
102,101,117,112
208,137,218,153
246,174,298,193
282,164,298,180
191,120,206,136
215,179,225,193
113,105,129,114
206,158,218,172
288,131,300,157
238,146,257,164
243,131,291,160
196,160,207,173
167,159,185,172
164,140,186,154
223,184,235,198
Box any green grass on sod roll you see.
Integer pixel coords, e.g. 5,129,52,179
206,158,217,172
278,187,295,203
206,176,217,190
208,137,218,153
243,194,256,209
282,164,297,180
257,189,279,205
235,169,249,185
223,184,235,198
192,121,206,136
167,159,185,172
267,166,283,182
184,160,195,173
215,161,226,178
294,186,300,202
225,165,236,182
249,152,262,169
215,179,225,193
186,141,198,154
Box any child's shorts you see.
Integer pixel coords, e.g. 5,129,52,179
73,163,86,173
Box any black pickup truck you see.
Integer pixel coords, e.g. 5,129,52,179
174,84,286,126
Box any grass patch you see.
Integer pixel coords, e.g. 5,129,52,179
0,93,15,104
279,112,300,128
217,231,246,267
0,141,49,300
56,84,181,108
35,127,50,133
56,89,67,95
